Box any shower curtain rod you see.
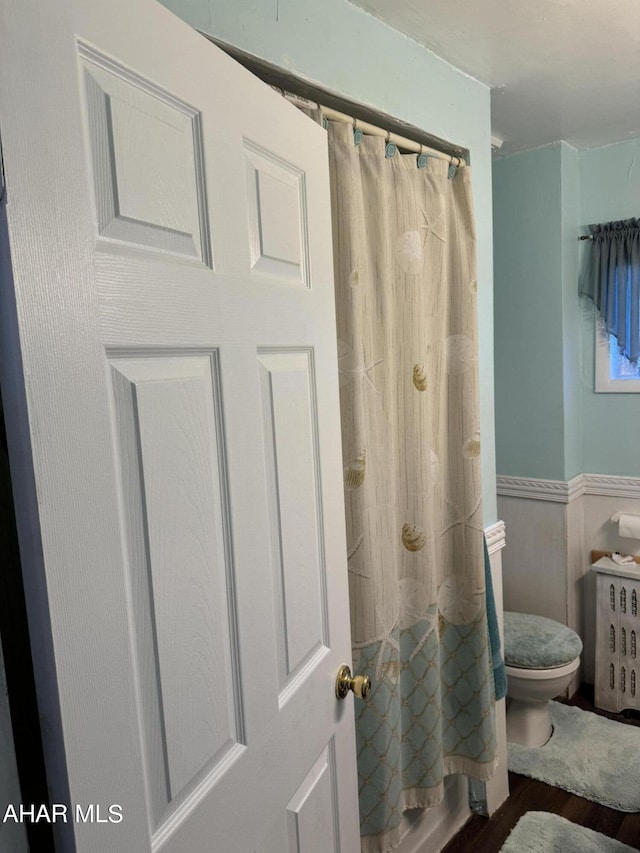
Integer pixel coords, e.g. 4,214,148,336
279,89,466,168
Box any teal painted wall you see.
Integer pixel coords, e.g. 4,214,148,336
493,145,567,479
579,138,640,476
580,138,640,224
560,143,582,480
160,0,499,520
494,136,640,481
493,142,582,481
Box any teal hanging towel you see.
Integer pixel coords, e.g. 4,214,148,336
484,534,507,701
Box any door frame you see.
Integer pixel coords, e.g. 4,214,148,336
0,179,71,852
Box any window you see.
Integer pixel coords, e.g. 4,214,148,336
595,326,640,392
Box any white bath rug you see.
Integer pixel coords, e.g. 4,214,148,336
508,701,640,811
500,811,637,853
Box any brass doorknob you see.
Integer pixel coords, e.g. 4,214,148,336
335,664,371,700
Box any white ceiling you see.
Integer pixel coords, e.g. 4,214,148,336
349,0,640,156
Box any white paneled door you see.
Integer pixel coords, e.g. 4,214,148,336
0,1,359,851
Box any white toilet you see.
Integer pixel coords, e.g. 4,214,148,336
504,611,582,748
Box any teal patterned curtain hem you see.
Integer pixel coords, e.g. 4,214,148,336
354,612,497,851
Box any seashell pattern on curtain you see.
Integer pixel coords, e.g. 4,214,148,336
326,121,497,853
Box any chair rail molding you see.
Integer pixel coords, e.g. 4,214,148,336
484,520,506,554
496,475,585,503
497,474,640,502
582,474,640,499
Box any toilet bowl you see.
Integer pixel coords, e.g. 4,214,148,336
504,611,582,748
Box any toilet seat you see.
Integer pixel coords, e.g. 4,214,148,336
504,611,583,669
505,657,581,681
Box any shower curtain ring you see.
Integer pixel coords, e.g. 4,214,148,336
385,129,397,159
353,117,363,146
417,143,428,169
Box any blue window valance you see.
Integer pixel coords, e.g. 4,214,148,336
580,217,640,365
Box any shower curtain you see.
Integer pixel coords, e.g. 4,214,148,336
326,121,497,853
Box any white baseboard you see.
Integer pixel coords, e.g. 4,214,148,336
396,776,470,853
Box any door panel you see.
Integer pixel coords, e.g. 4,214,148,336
81,45,212,266
244,141,310,284
286,741,340,853
258,349,328,699
0,1,359,850
110,353,244,828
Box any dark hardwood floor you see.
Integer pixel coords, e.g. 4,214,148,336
441,685,640,852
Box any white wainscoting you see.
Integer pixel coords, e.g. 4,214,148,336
396,521,509,853
497,474,640,687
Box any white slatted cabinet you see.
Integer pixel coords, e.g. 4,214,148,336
593,557,640,713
